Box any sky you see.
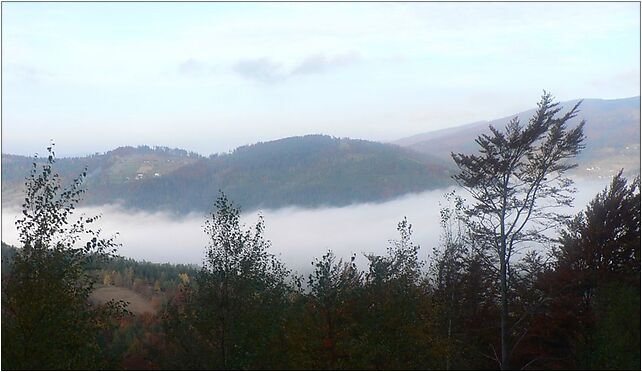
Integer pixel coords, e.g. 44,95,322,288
2,2,640,156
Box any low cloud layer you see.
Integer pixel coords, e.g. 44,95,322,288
1,179,609,275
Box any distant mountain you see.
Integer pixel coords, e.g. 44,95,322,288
2,135,454,213
392,96,641,179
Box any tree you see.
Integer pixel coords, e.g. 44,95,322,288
546,171,640,369
306,250,362,369
162,191,291,369
1,144,127,369
432,192,499,370
556,170,640,283
366,217,423,286
361,218,437,370
451,92,585,369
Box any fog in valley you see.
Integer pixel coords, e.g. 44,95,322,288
2,178,611,274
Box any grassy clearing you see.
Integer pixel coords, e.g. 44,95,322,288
90,286,156,315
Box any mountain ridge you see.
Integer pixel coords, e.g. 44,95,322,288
2,135,455,213
393,96,639,146
3,96,638,213
392,96,640,178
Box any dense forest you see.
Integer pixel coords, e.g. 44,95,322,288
2,136,453,214
1,95,640,370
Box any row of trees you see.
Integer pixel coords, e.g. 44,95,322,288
97,257,198,300
154,170,639,370
1,93,639,369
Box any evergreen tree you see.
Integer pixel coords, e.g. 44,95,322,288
545,171,641,369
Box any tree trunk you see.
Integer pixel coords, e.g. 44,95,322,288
447,286,454,371
500,238,509,370
326,308,336,370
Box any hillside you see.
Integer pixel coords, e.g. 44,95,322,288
90,286,156,315
393,96,640,179
2,135,454,213
3,241,196,315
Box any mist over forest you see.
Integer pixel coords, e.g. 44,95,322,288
2,93,638,371
3,98,639,370
1,178,610,272
2,2,639,370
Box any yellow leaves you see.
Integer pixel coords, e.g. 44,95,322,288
103,272,113,286
178,272,190,284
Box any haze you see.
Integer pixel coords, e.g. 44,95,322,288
1,179,611,273
2,2,639,156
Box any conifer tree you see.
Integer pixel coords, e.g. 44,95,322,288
551,171,640,369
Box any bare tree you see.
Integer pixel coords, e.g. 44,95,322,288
451,92,585,370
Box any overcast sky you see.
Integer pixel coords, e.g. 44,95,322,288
2,2,639,156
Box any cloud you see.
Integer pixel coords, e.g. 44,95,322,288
4,64,50,85
233,57,286,83
291,51,362,76
233,51,362,84
177,58,216,77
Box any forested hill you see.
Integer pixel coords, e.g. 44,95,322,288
2,135,454,213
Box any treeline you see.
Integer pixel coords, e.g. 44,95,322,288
97,257,199,299
126,179,639,370
2,176,638,370
1,244,198,301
